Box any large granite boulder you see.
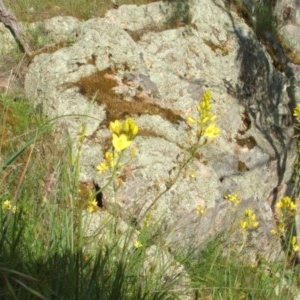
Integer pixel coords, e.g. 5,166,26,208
24,0,297,262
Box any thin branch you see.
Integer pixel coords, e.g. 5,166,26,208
0,0,32,56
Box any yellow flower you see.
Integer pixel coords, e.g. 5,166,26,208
202,115,217,125
134,240,143,249
2,200,11,210
143,213,152,228
86,199,98,213
3,200,12,211
109,120,122,135
292,236,299,252
112,134,132,152
288,201,295,210
187,116,196,126
276,196,296,211
189,170,197,179
271,222,286,236
277,223,285,234
97,162,108,173
196,205,205,215
124,118,139,138
105,151,118,167
201,91,212,111
293,105,300,118
97,151,119,173
224,193,241,206
2,200,16,214
187,91,220,140
109,119,139,141
210,115,217,122
245,209,253,218
240,221,247,230
240,209,259,231
11,206,17,214
204,123,220,138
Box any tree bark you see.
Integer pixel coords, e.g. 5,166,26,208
0,0,32,56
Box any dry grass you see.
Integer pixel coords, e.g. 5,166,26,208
5,0,159,22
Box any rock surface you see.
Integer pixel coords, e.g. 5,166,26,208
275,0,300,26
23,0,300,262
0,23,17,54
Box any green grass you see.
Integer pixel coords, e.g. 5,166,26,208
5,0,158,21
181,238,298,299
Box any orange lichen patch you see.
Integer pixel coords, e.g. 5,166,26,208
74,68,117,98
235,136,257,150
203,39,231,56
238,160,249,172
238,111,251,135
280,46,300,65
64,68,184,125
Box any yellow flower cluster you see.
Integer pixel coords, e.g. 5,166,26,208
143,212,152,228
272,196,296,237
97,151,119,173
187,91,220,139
110,118,138,151
240,209,259,231
276,196,296,212
1,200,16,214
134,230,143,249
196,205,205,215
271,197,300,253
134,240,143,249
293,105,300,118
270,223,285,236
97,118,138,173
86,199,98,213
224,193,241,206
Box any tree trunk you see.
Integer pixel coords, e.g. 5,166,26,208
0,0,32,56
